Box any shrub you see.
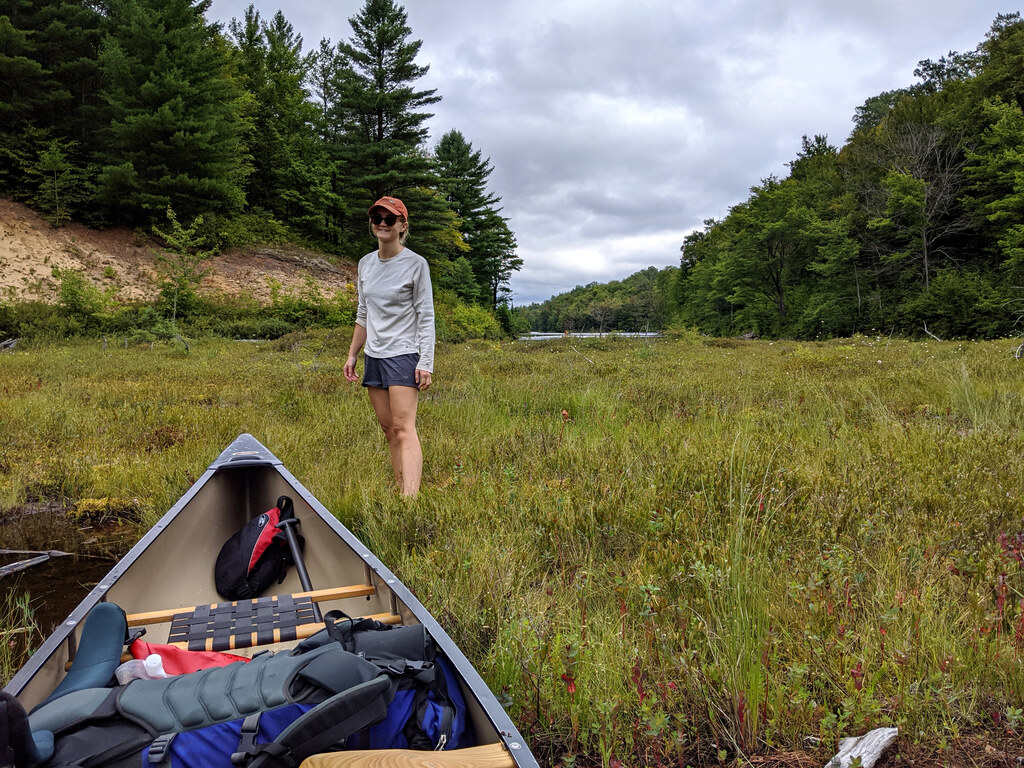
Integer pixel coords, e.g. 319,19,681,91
898,270,1017,339
269,278,356,328
55,268,108,333
434,291,501,342
0,300,62,339
199,210,296,250
212,317,297,339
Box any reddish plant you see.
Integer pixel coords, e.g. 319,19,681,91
736,691,749,751
996,573,1008,617
632,658,645,704
560,673,576,697
851,661,864,691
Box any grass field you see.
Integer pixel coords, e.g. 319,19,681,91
2,332,1024,766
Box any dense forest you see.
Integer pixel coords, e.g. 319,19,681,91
0,0,522,322
520,14,1024,340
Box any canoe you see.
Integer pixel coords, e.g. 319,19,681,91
3,433,538,768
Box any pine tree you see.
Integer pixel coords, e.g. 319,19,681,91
964,98,1024,278
306,37,347,245
228,6,328,236
28,0,104,142
331,0,444,254
0,1,102,207
0,6,47,194
434,129,521,307
95,0,246,223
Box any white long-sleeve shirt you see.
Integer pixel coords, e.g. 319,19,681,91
355,248,435,372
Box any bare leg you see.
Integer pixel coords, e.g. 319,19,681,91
366,385,421,495
387,385,422,496
366,386,401,485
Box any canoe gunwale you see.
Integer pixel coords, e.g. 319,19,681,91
4,462,220,696
3,434,538,768
271,459,537,765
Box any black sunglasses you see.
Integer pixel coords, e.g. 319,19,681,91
370,213,400,226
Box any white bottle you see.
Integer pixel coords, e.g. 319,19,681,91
115,653,169,684
143,654,168,679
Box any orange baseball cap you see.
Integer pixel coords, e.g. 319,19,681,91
368,196,408,219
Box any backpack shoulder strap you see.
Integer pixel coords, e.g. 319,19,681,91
239,674,391,768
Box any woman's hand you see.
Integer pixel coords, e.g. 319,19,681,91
415,369,432,391
344,355,359,382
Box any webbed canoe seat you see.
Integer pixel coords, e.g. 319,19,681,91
125,585,402,652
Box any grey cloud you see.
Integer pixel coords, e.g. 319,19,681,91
209,0,1009,303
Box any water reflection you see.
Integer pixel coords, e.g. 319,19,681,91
518,331,662,340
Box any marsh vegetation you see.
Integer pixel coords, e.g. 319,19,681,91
1,333,1023,766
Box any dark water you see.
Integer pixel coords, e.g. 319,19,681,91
1,506,135,644
1,554,119,637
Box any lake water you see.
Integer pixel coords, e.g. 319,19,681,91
518,331,662,340
1,554,117,637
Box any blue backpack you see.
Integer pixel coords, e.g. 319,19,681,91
313,611,471,752
344,655,468,751
26,607,471,768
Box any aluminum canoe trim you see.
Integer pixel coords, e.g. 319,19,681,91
268,450,539,768
3,459,219,696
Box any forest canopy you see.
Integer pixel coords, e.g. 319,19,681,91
519,13,1024,340
0,0,521,314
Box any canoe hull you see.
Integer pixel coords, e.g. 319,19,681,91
4,434,537,767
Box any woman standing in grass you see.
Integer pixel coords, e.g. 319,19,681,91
344,196,435,497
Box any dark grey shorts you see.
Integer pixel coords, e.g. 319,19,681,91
362,353,420,389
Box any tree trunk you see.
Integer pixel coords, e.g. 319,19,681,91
922,225,930,293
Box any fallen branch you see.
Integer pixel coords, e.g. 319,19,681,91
825,727,898,768
922,322,942,342
0,554,50,578
0,337,19,352
0,548,76,557
568,346,595,365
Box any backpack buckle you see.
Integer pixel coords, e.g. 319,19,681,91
230,713,262,766
148,733,176,764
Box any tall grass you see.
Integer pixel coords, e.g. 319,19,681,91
2,333,1024,765
1,591,41,684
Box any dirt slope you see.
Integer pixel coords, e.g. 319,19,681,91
0,198,356,303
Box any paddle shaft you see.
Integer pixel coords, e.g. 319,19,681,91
276,516,322,621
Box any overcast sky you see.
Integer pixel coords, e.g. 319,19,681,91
208,0,1012,305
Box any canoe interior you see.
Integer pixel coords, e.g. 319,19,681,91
5,444,533,765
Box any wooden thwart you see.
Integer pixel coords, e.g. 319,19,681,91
299,743,517,768
125,584,376,627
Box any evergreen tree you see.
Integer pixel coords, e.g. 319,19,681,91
95,0,246,222
434,129,521,307
306,36,347,243
0,2,52,196
29,138,73,225
228,6,327,237
331,0,444,255
963,98,1024,278
27,0,104,142
0,1,101,208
